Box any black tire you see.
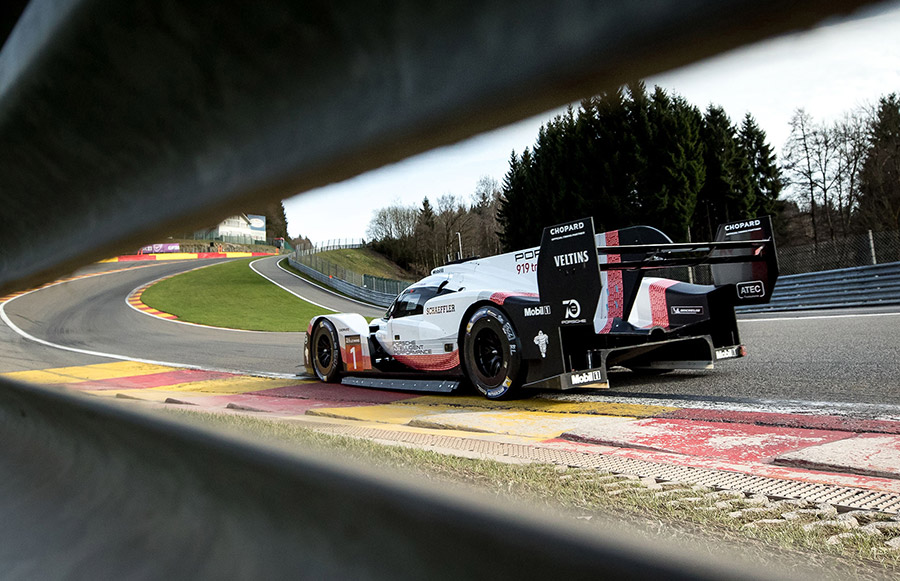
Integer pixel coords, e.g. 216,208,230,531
311,318,342,383
461,306,525,400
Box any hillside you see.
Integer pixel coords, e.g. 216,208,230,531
316,247,415,282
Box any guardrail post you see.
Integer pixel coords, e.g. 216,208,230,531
869,230,877,265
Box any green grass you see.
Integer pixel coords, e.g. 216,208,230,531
140,258,330,331
315,247,414,281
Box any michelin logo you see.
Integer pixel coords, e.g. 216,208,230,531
533,330,548,358
670,306,703,316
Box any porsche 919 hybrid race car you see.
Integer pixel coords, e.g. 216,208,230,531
305,216,778,399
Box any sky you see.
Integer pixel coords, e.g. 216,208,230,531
284,2,900,244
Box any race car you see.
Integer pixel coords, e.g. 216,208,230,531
305,216,778,399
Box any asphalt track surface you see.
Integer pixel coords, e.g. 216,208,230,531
2,256,899,409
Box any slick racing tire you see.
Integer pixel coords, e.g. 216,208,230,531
311,318,342,383
462,305,525,400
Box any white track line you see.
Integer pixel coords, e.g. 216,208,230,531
0,264,300,379
250,257,338,312
738,311,900,322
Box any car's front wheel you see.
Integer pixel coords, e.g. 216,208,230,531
461,306,525,399
311,318,342,383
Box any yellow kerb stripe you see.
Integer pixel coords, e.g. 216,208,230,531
1,361,175,384
149,376,300,395
395,395,676,417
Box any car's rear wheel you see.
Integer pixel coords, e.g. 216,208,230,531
311,319,342,382
462,306,525,399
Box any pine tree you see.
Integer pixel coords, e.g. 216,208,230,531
695,106,742,241
639,88,704,241
738,113,783,216
497,85,781,248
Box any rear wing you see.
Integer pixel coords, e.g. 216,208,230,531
535,217,778,326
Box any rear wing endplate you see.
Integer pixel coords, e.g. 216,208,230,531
536,216,778,312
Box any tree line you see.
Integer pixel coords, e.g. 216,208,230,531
499,83,781,249
366,176,502,274
363,84,900,273
781,94,900,246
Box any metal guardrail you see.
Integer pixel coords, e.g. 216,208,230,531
738,261,900,313
0,0,876,578
292,250,410,298
288,256,397,308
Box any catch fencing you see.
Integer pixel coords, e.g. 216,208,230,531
292,245,410,304
779,230,900,274
293,239,365,256
737,261,900,312
655,229,900,286
288,256,400,307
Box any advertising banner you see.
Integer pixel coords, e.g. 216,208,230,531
140,243,181,254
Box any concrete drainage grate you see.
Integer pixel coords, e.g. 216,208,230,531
305,421,900,514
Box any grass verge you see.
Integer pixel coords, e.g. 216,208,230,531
313,247,414,281
278,258,387,310
278,258,355,300
159,407,899,580
140,258,330,331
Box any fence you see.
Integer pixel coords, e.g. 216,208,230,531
288,257,399,307
292,245,410,302
737,261,900,313
178,231,267,246
778,230,900,274
648,229,900,287
294,238,365,256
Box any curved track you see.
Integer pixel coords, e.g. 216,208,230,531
1,258,309,376
2,256,899,408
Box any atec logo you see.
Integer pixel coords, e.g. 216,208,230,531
737,280,765,299
562,299,581,319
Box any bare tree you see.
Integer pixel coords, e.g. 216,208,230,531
783,107,875,243
434,194,475,263
470,175,502,257
366,201,418,241
832,110,870,236
783,109,821,244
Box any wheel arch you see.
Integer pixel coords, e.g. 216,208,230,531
456,300,508,351
304,313,370,376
